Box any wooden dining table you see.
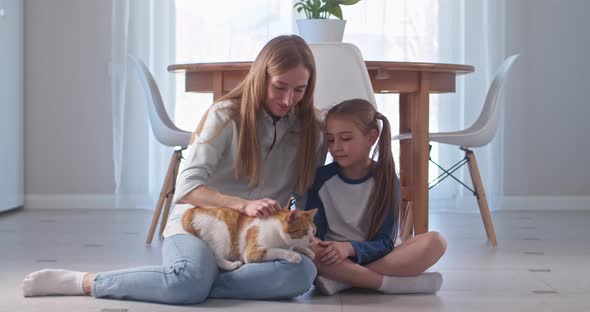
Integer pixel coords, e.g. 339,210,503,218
168,60,474,235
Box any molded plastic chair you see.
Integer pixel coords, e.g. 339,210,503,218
127,54,192,244
392,54,519,246
309,43,377,112
309,43,410,242
311,43,417,243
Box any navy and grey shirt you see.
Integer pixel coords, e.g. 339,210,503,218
304,162,400,265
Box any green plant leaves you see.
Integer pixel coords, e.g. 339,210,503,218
327,4,343,20
340,0,361,5
293,0,360,20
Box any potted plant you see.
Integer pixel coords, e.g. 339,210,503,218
294,0,361,43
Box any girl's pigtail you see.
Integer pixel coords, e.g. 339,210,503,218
367,112,399,242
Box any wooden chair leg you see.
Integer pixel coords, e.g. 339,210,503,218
465,149,498,247
146,151,177,245
400,199,408,236
401,201,414,241
158,150,182,238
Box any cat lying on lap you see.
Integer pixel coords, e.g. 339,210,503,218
182,206,318,271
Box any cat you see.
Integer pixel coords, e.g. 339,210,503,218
182,206,318,271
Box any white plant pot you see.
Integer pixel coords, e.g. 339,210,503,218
296,19,346,43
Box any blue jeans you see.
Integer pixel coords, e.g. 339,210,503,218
91,234,316,304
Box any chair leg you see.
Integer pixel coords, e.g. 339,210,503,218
158,150,182,238
401,201,414,241
146,151,177,245
399,200,408,235
465,149,498,247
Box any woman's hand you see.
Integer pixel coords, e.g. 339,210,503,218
242,198,281,218
314,241,354,265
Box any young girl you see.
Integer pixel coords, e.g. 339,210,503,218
305,99,447,295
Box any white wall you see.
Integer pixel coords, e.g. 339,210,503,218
24,0,114,208
0,0,24,211
22,0,590,209
503,0,590,209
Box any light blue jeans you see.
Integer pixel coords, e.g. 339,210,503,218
91,234,316,304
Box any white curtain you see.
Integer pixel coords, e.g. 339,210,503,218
111,0,176,208
118,0,507,212
434,0,507,212
341,0,507,212
173,0,296,133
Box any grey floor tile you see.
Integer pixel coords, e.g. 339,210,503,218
1,208,590,311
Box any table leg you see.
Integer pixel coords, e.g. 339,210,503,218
411,73,430,234
213,71,223,100
399,94,412,237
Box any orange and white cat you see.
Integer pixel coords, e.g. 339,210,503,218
182,207,318,271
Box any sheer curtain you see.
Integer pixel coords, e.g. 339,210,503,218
121,0,507,212
435,0,507,212
342,0,507,212
111,0,176,208
173,0,296,133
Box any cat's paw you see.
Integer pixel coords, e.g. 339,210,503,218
284,252,302,264
218,260,243,271
228,261,243,270
300,247,315,259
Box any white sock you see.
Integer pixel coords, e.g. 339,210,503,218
314,275,352,296
22,269,87,297
377,272,443,294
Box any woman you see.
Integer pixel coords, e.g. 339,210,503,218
23,35,324,304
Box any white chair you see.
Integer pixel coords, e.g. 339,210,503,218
309,43,377,112
310,43,412,243
392,54,520,246
127,54,192,245
309,42,379,167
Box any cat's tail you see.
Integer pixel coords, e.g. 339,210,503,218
182,207,201,237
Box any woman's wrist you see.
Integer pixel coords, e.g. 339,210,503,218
226,197,248,214
185,186,248,213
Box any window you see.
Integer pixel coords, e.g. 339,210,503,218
174,0,294,132
174,0,444,182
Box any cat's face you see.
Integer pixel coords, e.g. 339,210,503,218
282,209,318,248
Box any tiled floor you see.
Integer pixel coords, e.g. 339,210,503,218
1,208,589,311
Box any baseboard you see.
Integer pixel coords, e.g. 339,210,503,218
24,194,156,210
501,196,590,211
429,197,480,213
25,194,590,211
430,195,590,212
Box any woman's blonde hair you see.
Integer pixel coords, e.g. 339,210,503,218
195,35,319,196
325,99,399,240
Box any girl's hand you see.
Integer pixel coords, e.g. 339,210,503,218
243,198,281,218
314,241,354,265
311,237,324,255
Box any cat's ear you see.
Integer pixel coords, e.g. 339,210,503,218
306,208,318,218
288,210,299,223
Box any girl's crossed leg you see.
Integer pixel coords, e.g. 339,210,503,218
314,231,447,295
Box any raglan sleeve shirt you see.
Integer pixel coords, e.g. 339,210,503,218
305,163,400,265
349,206,395,265
305,171,329,240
